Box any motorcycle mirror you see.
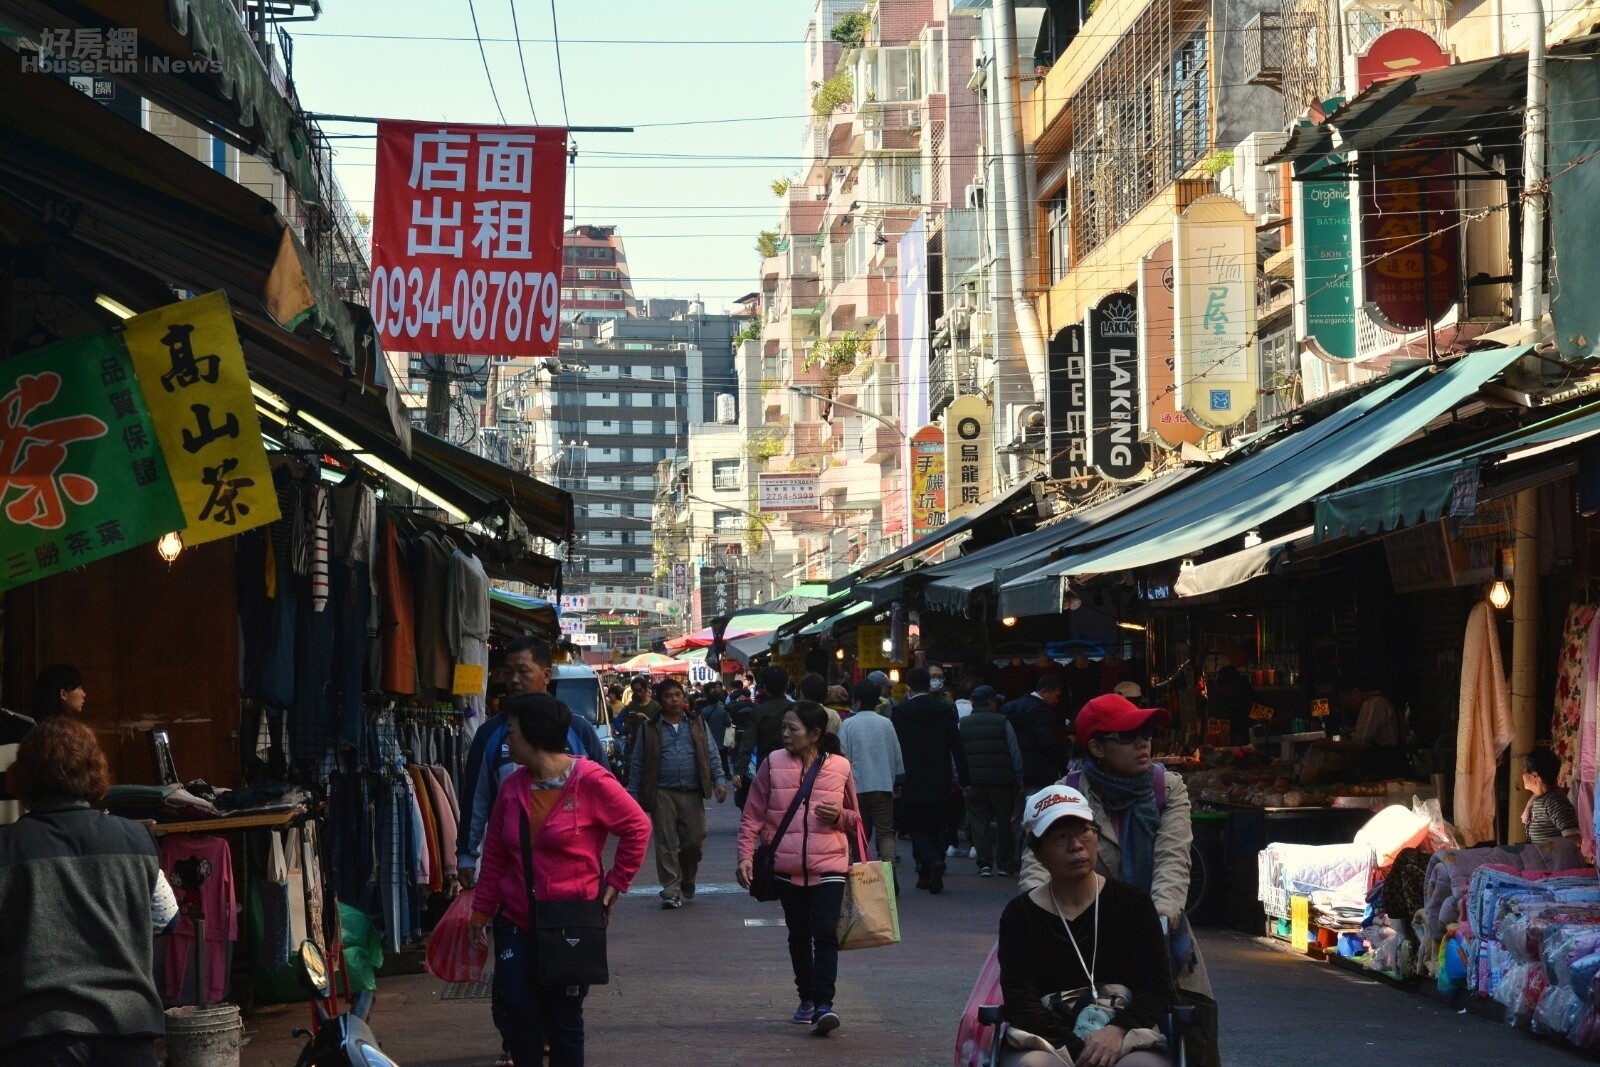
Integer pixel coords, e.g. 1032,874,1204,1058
297,939,331,999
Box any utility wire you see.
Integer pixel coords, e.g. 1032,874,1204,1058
465,0,508,123
507,0,540,123
549,0,572,126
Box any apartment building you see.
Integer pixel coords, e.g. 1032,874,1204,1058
561,224,639,323
750,0,985,584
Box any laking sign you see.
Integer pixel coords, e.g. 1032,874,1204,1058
369,120,568,357
1084,291,1147,482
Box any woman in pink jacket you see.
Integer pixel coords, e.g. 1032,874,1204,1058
469,693,651,1067
736,700,863,1037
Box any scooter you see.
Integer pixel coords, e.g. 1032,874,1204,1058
291,938,401,1067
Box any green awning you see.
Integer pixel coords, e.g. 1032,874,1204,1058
799,599,876,637
1313,461,1478,543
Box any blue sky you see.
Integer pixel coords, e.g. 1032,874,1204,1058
286,1,813,310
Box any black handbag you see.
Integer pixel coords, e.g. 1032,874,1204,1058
749,754,825,902
521,809,609,988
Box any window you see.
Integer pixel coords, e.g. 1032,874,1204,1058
587,391,618,407
632,420,653,434
632,448,656,463
1047,188,1071,283
1257,327,1298,421
714,509,744,532
631,392,653,407
1172,33,1210,175
712,459,740,490
634,532,653,547
632,502,653,517
630,365,651,379
630,475,654,490
856,46,921,106
579,269,598,280
632,558,654,573
584,419,617,434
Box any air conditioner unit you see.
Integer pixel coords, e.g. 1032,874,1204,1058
964,181,985,209
968,310,992,351
907,106,922,128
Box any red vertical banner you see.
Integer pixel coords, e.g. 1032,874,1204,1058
369,120,568,356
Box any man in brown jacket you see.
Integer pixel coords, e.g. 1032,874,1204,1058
626,678,728,908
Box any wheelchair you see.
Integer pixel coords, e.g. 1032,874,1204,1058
973,1000,1196,1067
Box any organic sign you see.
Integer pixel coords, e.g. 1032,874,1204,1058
1084,291,1148,482
123,292,278,546
1173,195,1258,430
1293,112,1358,361
1046,325,1093,490
369,119,568,356
944,396,993,522
0,333,183,592
909,424,946,539
1138,241,1203,448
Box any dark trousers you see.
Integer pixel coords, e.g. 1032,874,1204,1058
7,1036,158,1067
492,916,587,1067
966,784,1020,869
777,879,846,1005
900,799,949,874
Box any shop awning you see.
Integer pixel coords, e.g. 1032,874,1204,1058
1172,528,1313,598
998,346,1529,617
0,0,322,206
409,432,575,546
1314,401,1600,543
0,55,359,367
1269,35,1600,171
825,478,1047,595
798,599,877,637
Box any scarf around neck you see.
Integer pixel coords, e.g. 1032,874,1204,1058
1081,760,1161,891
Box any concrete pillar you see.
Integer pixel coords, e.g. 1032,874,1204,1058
1507,487,1539,843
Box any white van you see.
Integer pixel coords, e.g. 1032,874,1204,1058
550,663,618,769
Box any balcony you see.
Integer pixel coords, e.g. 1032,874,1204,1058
762,254,784,288
867,424,902,463
1243,12,1284,89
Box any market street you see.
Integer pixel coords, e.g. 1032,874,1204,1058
239,800,1585,1067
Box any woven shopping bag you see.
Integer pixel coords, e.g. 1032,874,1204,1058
837,824,900,950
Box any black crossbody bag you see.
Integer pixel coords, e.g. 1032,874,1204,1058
520,803,609,988
749,754,825,902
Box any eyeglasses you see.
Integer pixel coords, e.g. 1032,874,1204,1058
1097,725,1156,745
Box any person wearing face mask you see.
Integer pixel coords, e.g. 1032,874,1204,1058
1019,695,1211,998
928,664,951,701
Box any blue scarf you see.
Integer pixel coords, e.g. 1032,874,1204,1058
1081,760,1162,892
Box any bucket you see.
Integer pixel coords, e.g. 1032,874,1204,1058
164,1003,243,1067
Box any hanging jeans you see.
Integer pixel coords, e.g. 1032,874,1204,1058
293,579,336,766
491,916,587,1067
777,879,846,1006
331,560,372,747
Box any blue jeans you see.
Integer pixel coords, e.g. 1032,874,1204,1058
492,916,587,1066
777,880,846,1006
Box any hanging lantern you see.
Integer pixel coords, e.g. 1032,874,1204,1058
156,531,184,563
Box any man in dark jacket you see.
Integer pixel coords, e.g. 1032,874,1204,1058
1003,675,1067,791
892,665,969,894
730,664,792,791
957,686,1024,877
697,684,733,777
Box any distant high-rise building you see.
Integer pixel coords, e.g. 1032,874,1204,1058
562,224,638,323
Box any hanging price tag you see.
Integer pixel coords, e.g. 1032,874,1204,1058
452,663,485,696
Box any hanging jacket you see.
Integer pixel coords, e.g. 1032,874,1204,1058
471,757,651,933
737,750,862,886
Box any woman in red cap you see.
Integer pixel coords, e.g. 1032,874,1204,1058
1019,693,1211,998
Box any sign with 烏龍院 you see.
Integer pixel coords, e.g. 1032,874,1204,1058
369,119,568,357
123,291,280,547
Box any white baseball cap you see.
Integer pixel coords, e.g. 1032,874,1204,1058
1023,785,1096,837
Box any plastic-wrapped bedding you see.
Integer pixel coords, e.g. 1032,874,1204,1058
1260,842,1375,914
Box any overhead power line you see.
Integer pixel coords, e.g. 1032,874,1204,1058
507,0,540,124
465,0,508,124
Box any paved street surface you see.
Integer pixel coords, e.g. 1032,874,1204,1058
241,800,1589,1066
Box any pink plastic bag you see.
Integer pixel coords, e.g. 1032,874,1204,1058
953,942,1003,1067
426,892,490,983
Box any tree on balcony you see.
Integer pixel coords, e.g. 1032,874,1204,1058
733,320,762,345
755,230,782,258
830,12,871,49
804,324,877,376
745,430,785,464
771,177,793,197
811,72,853,119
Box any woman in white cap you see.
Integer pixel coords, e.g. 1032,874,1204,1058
997,784,1174,1066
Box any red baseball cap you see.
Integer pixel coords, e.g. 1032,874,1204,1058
1073,694,1171,740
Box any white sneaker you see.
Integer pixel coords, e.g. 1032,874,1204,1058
945,846,961,857
969,847,978,859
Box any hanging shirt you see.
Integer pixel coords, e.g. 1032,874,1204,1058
160,835,237,1005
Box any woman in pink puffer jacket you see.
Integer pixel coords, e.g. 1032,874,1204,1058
737,700,863,1038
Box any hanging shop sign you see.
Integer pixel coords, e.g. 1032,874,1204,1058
570,632,600,647
1084,291,1147,482
123,292,278,546
909,424,946,539
671,560,689,600
586,592,680,617
757,471,820,513
0,333,184,593
369,119,568,357
944,396,993,522
1293,104,1358,361
1138,241,1204,448
558,594,588,612
559,616,586,634
698,565,737,622
899,214,930,432
857,623,897,669
1173,195,1258,430
1046,325,1095,494
1355,31,1458,332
